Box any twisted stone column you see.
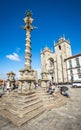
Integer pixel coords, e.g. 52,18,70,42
25,30,32,69
24,11,34,70
19,11,38,89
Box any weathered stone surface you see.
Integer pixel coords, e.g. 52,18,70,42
36,87,68,110
0,87,81,130
0,90,45,126
19,11,38,87
41,37,72,83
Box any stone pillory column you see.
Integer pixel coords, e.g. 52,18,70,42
19,11,38,92
24,11,34,70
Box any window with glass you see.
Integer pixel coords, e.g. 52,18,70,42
69,60,72,68
70,69,73,81
78,75,81,78
70,69,73,74
75,58,80,67
77,68,81,74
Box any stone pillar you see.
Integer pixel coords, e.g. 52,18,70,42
24,11,34,70
25,31,31,69
19,11,38,92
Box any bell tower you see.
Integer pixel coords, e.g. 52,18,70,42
54,36,72,83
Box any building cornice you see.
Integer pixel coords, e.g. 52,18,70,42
65,54,81,61
54,39,70,47
67,66,81,70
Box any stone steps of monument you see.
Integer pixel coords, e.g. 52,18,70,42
36,88,59,100
2,92,39,105
37,91,55,97
6,101,43,117
18,102,43,117
42,97,55,101
17,107,45,126
15,92,36,99
36,87,67,109
0,106,45,127
45,95,68,109
3,91,36,100
5,98,42,112
41,95,60,105
35,88,65,109
9,96,39,103
0,90,46,127
49,95,64,104
3,96,38,104
41,96,56,101
37,94,55,103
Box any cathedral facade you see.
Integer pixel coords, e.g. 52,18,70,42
41,36,72,85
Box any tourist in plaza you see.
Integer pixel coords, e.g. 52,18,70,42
52,83,56,91
52,86,60,97
47,83,54,95
60,86,70,97
6,80,11,92
1,82,5,93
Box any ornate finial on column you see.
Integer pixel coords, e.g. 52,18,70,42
25,10,32,17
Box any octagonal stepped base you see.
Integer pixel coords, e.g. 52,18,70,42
44,94,68,110
36,88,68,110
0,90,45,126
0,107,45,127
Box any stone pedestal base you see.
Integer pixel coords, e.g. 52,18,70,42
19,68,38,92
41,79,49,88
41,72,50,80
41,72,50,88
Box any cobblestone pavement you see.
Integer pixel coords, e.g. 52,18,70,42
0,87,81,130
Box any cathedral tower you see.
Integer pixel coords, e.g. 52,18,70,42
41,36,72,85
54,36,72,83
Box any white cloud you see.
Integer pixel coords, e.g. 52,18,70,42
6,53,20,61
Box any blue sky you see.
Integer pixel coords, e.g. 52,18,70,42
0,0,81,79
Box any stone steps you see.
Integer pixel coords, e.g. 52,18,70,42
0,106,45,127
3,91,36,100
36,88,57,108
36,88,68,110
8,96,38,103
0,90,46,126
18,107,45,126
0,88,68,126
5,100,43,117
18,102,43,117
11,99,41,109
45,95,68,109
2,98,41,112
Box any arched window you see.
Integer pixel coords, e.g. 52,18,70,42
45,58,54,71
49,58,54,67
59,45,61,50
